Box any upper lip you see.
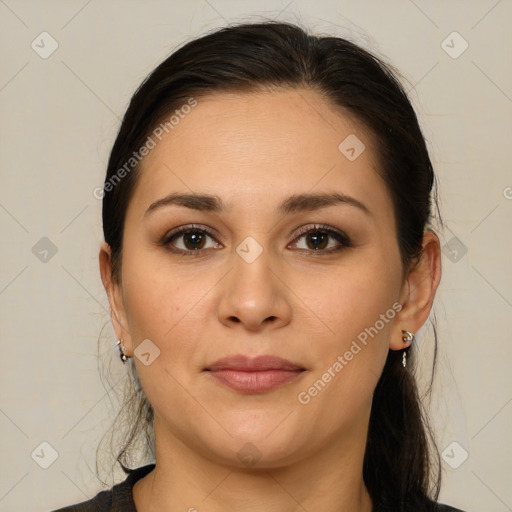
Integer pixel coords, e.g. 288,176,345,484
205,355,305,372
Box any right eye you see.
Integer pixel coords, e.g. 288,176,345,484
161,225,223,255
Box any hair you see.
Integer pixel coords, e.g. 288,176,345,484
98,20,443,512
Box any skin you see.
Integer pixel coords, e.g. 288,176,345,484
99,88,441,512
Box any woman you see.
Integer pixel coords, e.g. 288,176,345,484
54,21,466,512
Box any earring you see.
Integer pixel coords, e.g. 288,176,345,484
116,339,131,363
401,330,415,368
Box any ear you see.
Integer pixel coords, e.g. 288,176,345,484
99,241,133,355
390,229,442,350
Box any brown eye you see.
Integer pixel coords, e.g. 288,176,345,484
163,225,221,254
305,231,329,250
180,231,207,250
290,225,351,253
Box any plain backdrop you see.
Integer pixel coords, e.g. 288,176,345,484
1,1,511,511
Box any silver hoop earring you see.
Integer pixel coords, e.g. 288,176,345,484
401,330,415,368
116,339,131,363
402,330,415,343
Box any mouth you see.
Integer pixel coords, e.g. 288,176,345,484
204,354,306,393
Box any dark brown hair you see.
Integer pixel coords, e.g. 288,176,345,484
99,20,443,511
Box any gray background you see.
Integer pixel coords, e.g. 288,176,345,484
0,1,511,511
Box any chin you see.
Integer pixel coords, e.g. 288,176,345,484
197,423,308,469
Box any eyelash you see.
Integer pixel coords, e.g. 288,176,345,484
161,223,352,257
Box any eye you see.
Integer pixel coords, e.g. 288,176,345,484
289,224,351,253
161,223,351,256
162,225,222,255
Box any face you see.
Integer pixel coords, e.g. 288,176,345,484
106,89,408,468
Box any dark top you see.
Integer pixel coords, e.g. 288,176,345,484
51,463,466,512
51,464,155,512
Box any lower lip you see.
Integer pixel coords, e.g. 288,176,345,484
207,369,304,393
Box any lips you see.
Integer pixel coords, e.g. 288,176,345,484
205,354,305,372
205,355,306,393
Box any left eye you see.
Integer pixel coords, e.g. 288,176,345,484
289,226,350,252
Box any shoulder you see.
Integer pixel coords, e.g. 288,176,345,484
50,488,112,512
434,503,468,512
377,501,468,512
49,464,155,512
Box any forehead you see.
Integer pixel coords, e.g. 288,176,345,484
128,88,389,220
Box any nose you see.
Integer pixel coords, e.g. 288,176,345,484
216,249,292,333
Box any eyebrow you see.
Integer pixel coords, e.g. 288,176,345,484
144,192,371,217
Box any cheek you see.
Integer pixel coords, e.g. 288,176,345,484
121,244,205,340
120,258,209,427
313,288,394,389
296,287,395,430
120,247,225,400
301,252,400,396
313,255,400,340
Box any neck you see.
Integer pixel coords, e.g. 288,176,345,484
133,415,373,512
